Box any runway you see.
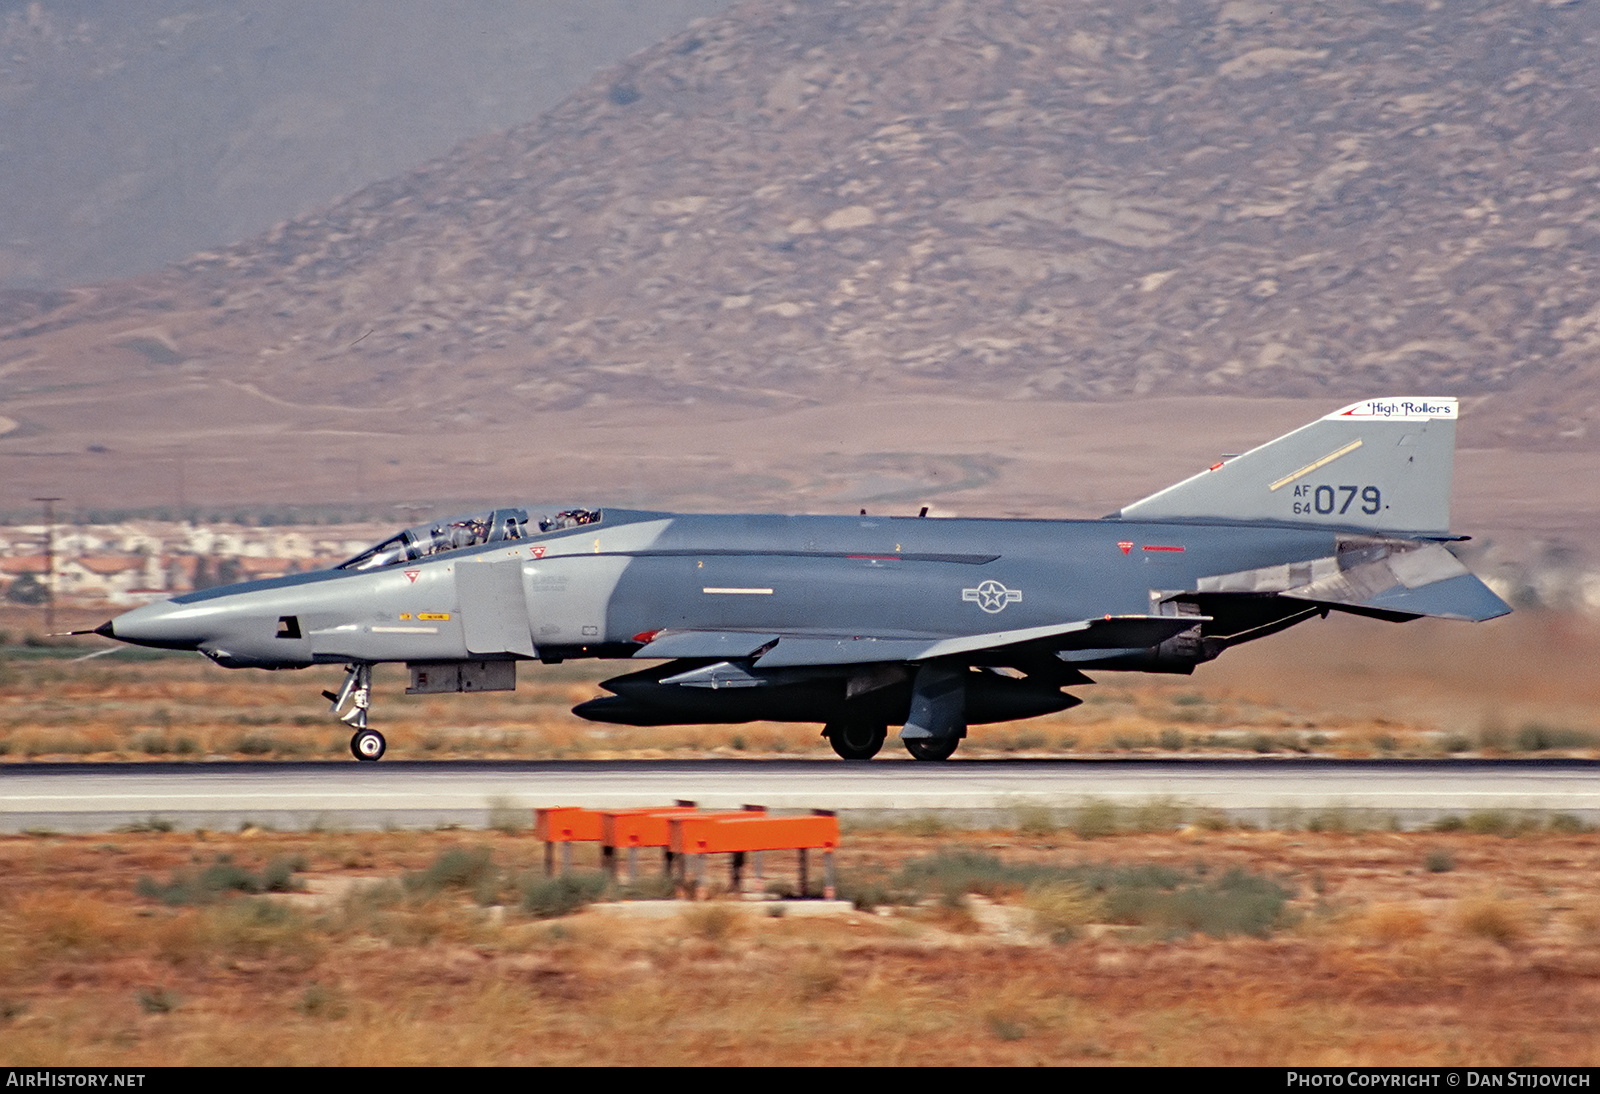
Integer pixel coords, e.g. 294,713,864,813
2,758,1597,833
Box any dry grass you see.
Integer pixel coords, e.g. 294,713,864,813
1,826,1599,1065
1354,902,1434,944
1454,892,1535,945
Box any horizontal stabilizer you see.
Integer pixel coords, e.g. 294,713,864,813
1349,572,1511,622
1197,537,1510,622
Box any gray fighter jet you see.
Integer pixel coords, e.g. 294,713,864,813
95,398,1509,761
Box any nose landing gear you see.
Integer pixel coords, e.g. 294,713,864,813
323,663,386,762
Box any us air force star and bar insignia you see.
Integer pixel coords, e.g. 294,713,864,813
963,579,1022,613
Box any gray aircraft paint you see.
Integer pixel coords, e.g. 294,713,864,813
96,398,1510,760
457,559,536,657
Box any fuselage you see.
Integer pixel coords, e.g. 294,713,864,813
105,507,1343,670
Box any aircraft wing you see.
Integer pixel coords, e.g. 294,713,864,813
634,614,1208,668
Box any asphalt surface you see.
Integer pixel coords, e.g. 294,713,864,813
2,757,1596,833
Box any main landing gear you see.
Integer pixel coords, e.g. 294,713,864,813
903,736,959,762
824,716,887,760
824,717,962,760
324,663,386,762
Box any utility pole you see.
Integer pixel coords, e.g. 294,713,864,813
32,496,61,637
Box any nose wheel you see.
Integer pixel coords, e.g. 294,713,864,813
350,728,387,762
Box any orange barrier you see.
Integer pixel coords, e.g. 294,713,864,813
535,806,604,843
535,806,606,874
669,813,839,854
536,803,765,877
670,810,839,899
534,804,840,899
600,803,703,880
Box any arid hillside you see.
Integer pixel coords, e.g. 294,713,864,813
3,0,1598,541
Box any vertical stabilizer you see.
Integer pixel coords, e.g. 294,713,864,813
1118,398,1459,534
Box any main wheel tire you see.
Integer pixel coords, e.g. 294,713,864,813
825,718,887,760
350,728,387,762
904,736,959,761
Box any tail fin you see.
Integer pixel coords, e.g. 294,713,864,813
1118,398,1458,534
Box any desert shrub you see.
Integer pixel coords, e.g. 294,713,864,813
1456,894,1532,944
132,732,172,755
1073,798,1121,839
406,846,497,898
1306,807,1357,834
486,797,529,835
118,816,175,834
137,987,180,1015
1548,813,1591,834
1358,902,1432,943
986,1011,1029,1041
615,872,677,901
1026,881,1102,942
206,898,320,959
791,954,843,1001
1129,798,1183,833
1424,849,1456,873
683,903,740,942
520,871,608,919
1248,732,1281,754
831,866,911,910
897,813,949,838
1012,803,1059,837
136,854,304,905
1098,867,1291,938
1515,723,1597,752
892,852,1293,939
295,982,348,1020
897,850,1051,901
1464,811,1521,837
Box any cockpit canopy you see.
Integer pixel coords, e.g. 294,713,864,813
337,507,602,571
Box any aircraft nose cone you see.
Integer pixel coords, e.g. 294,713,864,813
104,600,207,651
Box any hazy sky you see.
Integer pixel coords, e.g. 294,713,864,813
0,0,732,290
